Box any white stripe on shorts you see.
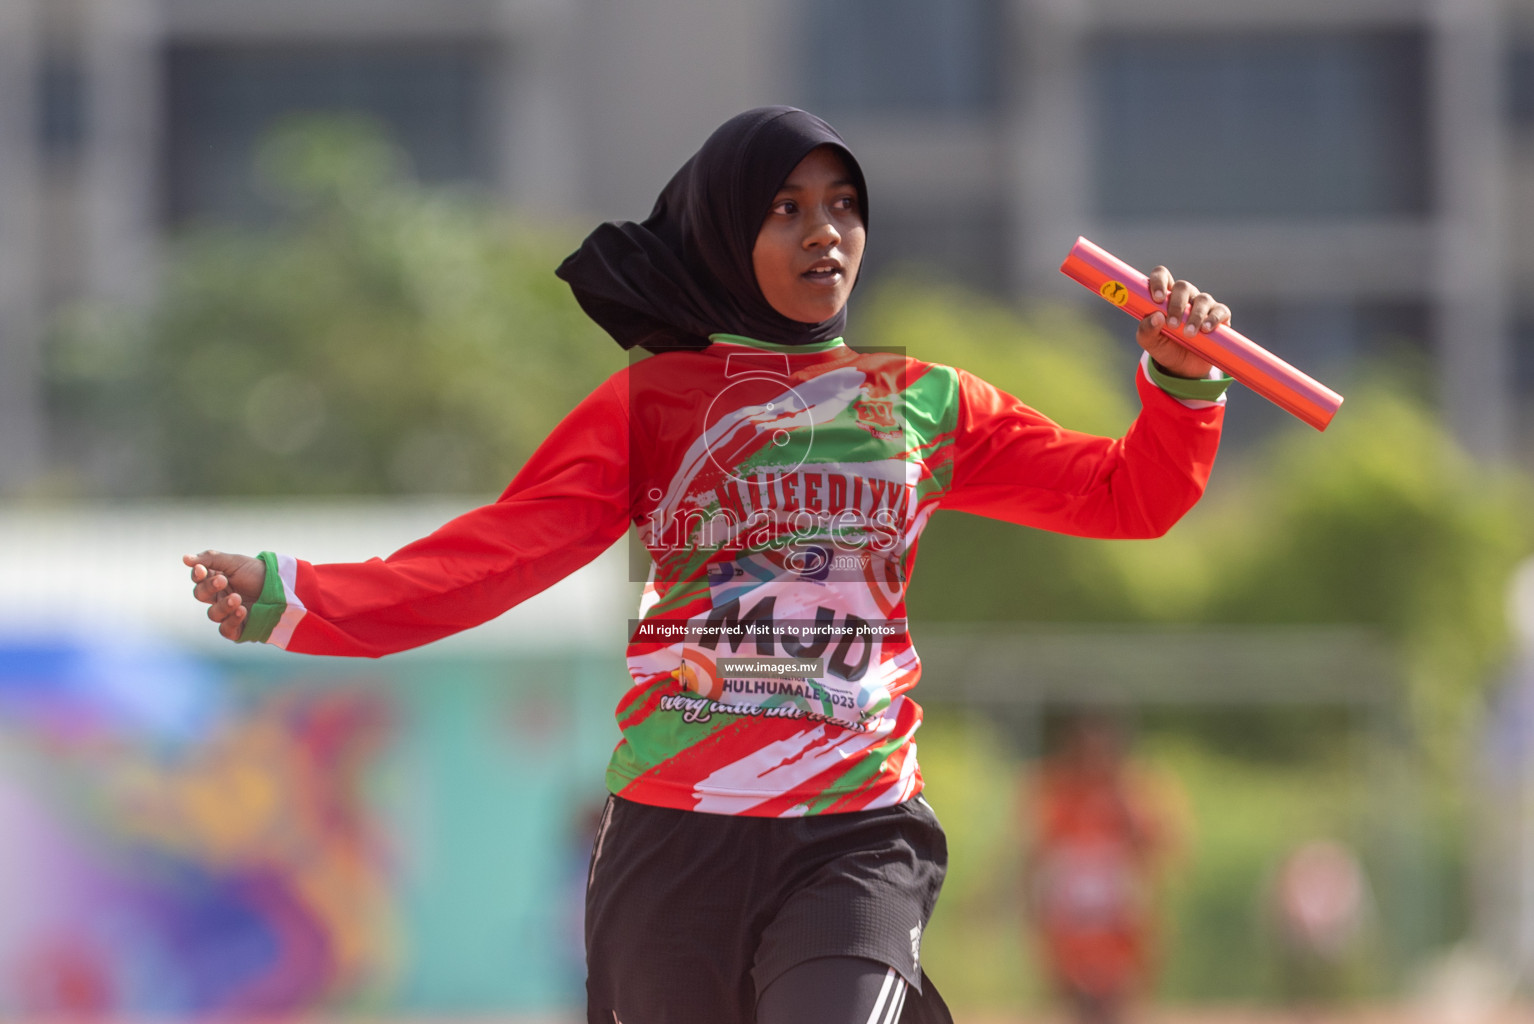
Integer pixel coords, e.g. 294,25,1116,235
864,966,906,1024
588,797,616,892
884,978,908,1024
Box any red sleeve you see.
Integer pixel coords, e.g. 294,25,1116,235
943,364,1222,539
280,372,633,656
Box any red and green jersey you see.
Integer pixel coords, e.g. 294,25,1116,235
242,335,1226,817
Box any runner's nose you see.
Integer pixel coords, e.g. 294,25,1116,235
805,214,840,250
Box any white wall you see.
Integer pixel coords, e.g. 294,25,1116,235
0,499,635,655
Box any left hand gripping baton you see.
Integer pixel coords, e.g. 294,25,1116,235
1060,237,1343,431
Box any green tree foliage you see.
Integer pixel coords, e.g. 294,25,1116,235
48,117,624,496
1203,377,1532,751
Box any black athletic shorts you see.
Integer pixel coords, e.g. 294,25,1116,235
585,793,951,1024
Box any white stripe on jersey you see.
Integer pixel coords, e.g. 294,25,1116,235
267,552,309,649
690,721,897,815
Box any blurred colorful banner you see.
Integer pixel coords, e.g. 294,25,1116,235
0,639,618,1018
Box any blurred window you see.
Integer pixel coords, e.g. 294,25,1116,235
801,0,1006,115
37,52,87,162
1513,317,1534,391
1090,31,1431,219
857,198,1010,294
162,43,495,225
1508,44,1534,125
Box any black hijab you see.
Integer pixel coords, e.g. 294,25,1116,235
556,106,868,354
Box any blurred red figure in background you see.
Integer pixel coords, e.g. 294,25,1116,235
1023,713,1187,1024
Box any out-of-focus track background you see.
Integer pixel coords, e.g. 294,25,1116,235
8,0,1534,1020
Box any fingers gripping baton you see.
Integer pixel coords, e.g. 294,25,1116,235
1060,237,1343,431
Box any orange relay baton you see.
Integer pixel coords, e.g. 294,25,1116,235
1060,237,1343,431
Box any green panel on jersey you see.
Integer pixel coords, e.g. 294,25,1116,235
897,365,961,492
802,729,911,815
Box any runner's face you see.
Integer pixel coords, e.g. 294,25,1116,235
752,145,865,325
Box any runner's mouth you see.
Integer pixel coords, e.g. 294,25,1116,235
802,259,844,284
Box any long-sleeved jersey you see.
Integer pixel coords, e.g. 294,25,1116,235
243,335,1226,817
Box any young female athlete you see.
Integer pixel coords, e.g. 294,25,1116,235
184,106,1233,1024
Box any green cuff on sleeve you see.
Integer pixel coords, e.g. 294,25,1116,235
1146,357,1234,403
238,550,285,644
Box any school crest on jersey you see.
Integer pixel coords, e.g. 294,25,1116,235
853,396,901,440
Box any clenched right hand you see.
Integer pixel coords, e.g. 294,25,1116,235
183,550,266,642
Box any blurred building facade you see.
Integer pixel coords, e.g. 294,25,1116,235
1,0,1530,489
